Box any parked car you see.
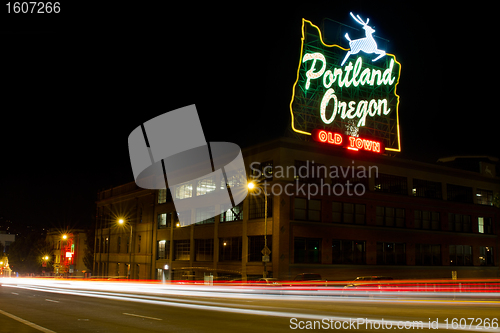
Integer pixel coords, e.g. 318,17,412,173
257,278,280,285
293,273,322,282
343,276,394,293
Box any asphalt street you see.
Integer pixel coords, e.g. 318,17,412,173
0,281,499,332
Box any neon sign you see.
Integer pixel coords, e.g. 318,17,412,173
290,16,401,152
312,129,384,153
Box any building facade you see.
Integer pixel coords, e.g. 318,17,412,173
46,229,87,277
93,137,500,281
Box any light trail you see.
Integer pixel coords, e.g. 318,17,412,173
3,281,499,332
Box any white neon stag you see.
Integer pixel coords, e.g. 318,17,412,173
341,12,386,66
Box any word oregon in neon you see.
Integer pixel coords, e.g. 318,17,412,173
304,53,396,128
304,54,396,127
290,17,402,152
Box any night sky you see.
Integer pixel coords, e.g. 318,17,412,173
0,2,497,232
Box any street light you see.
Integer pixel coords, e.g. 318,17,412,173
247,181,270,278
118,218,132,279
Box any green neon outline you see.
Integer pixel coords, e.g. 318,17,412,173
289,18,402,152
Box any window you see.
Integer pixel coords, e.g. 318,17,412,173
415,244,441,265
174,240,190,260
137,235,141,253
220,203,243,222
294,238,321,264
294,198,321,221
479,246,494,266
376,206,405,228
294,160,326,184
332,240,365,264
158,213,172,229
158,189,167,204
117,237,121,253
158,189,171,204
376,242,406,265
175,182,192,200
250,161,273,181
448,213,471,233
219,237,242,261
248,194,272,219
374,173,407,195
447,184,473,203
196,176,216,196
449,245,472,266
157,240,169,260
248,236,272,262
332,202,365,224
478,217,493,234
414,210,440,230
195,206,215,224
476,189,493,206
195,239,214,261
412,179,442,199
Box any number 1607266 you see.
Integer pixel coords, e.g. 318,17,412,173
6,2,60,14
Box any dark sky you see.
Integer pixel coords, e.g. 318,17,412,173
0,2,497,231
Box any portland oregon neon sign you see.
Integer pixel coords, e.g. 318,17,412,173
290,14,402,152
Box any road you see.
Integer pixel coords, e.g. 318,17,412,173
0,279,499,332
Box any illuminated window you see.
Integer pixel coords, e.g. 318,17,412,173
478,217,493,234
449,245,472,266
476,189,493,206
157,240,169,260
157,213,172,229
376,242,406,265
220,203,243,222
479,246,494,266
174,240,190,260
332,240,365,264
415,244,441,266
197,176,216,196
158,189,167,204
175,182,192,200
294,238,321,264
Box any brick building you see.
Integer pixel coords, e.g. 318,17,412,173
93,137,499,281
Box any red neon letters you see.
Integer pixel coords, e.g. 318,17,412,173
312,129,384,153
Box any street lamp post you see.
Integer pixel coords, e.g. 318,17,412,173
118,218,133,279
248,181,270,278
